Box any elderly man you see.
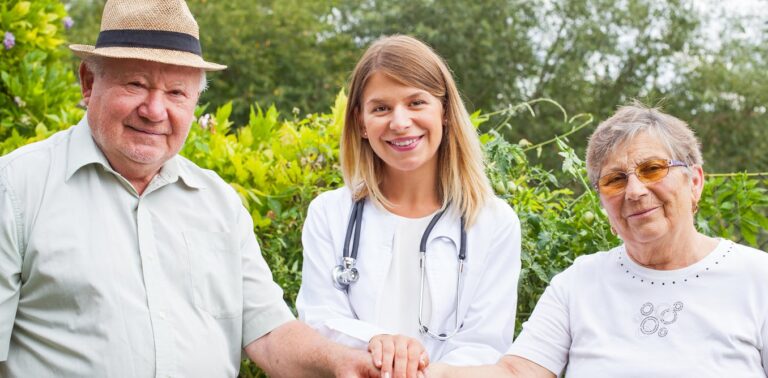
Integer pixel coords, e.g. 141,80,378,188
0,1,378,377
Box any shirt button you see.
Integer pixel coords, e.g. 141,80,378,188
158,311,166,319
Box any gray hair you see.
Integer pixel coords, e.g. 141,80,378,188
586,101,703,187
83,56,208,93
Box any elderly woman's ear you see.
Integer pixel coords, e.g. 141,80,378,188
690,164,705,210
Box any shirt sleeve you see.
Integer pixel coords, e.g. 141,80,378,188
239,204,295,348
437,202,522,365
0,173,22,361
295,196,387,350
506,269,572,376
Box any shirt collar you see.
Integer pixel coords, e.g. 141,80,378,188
65,116,113,181
65,115,205,190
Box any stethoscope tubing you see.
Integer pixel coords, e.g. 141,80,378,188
333,198,467,340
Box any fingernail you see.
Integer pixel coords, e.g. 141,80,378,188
383,373,390,378
376,360,382,367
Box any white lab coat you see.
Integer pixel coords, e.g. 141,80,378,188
296,187,522,365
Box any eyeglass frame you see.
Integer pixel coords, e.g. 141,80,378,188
594,158,689,195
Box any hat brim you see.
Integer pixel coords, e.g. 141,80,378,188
70,44,226,71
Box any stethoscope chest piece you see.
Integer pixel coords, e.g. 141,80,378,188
332,257,359,290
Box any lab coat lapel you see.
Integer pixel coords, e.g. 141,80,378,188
348,200,396,321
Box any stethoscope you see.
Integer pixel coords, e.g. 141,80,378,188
332,199,467,340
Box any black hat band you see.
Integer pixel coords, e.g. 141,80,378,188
95,29,202,56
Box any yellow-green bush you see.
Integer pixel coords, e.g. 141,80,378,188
0,1,83,154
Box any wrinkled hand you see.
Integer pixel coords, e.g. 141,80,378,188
368,334,429,378
334,347,382,378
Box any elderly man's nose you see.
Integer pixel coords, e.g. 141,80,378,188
138,90,168,122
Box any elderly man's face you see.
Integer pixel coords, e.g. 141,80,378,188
80,58,201,179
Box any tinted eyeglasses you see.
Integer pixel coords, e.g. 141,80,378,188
595,158,688,196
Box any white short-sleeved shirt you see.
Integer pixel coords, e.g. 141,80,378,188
508,239,768,377
0,118,294,377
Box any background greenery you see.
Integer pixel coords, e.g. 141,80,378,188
64,0,768,173
2,0,767,377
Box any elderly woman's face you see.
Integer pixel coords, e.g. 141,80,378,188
599,132,703,245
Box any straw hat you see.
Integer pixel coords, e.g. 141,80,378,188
69,0,226,71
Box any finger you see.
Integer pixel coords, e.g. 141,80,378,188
381,337,395,378
405,341,423,378
418,351,430,370
369,338,383,368
393,337,409,378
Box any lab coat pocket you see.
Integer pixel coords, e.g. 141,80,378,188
184,230,242,319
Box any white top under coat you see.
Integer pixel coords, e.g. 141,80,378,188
377,213,434,339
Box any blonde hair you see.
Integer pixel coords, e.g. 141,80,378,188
586,101,703,187
341,35,492,227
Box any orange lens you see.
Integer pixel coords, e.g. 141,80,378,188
636,159,670,183
597,173,628,196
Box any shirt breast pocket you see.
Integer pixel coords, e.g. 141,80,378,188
183,230,243,319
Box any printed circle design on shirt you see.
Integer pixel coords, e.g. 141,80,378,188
639,301,684,337
640,302,654,316
640,316,659,335
659,308,678,325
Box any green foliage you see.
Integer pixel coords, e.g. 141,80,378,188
62,0,768,172
0,0,83,154
65,0,358,122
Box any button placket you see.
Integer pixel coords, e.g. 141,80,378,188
136,199,176,377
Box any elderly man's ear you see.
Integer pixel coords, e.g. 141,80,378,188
78,62,96,107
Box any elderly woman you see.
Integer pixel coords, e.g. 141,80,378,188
429,103,768,377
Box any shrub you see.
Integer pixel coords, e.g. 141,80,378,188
0,0,83,155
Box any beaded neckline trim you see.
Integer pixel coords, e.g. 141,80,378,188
616,241,734,286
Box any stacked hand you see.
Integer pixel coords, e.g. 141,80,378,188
368,334,430,378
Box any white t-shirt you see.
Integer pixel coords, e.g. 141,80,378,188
377,214,434,338
508,239,768,378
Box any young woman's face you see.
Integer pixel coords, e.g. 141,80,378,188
360,72,444,176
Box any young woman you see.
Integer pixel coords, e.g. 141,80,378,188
296,35,521,377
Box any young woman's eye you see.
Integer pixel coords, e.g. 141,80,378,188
411,99,427,106
371,105,388,113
